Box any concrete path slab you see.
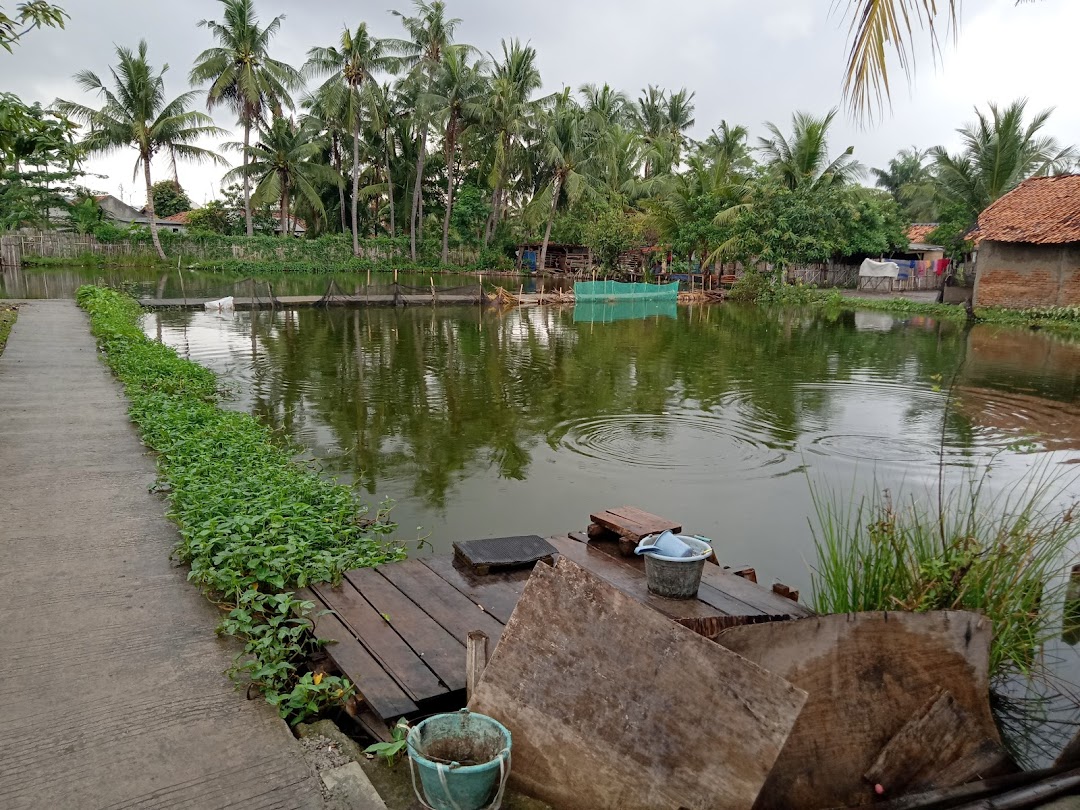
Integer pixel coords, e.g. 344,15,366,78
0,301,325,809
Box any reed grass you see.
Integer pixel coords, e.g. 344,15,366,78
809,463,1080,683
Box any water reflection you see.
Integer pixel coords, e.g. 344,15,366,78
146,303,1080,595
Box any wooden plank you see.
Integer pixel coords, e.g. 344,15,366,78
311,581,446,704
716,611,998,810
864,689,1009,795
589,506,681,542
296,587,418,721
418,555,529,624
343,568,466,692
374,560,506,646
468,559,807,810
699,564,816,617
566,533,768,618
547,535,742,637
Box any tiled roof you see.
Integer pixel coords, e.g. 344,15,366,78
161,211,191,224
975,175,1080,245
907,223,938,243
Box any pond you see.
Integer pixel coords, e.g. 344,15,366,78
138,299,1080,598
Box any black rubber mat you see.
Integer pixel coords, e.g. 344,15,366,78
453,535,557,570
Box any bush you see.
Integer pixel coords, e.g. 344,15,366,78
76,286,404,722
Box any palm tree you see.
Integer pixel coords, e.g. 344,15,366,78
388,0,463,261
872,146,937,221
302,84,351,233
482,39,542,245
580,83,630,130
696,121,752,170
427,47,488,263
189,0,300,237
57,41,225,260
664,88,696,167
304,24,397,256
634,85,667,178
930,99,1077,221
758,109,863,191
225,116,341,236
536,93,595,273
365,82,399,237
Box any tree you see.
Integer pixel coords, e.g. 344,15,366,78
696,121,753,172
189,0,300,237
428,46,488,263
67,194,104,234
57,41,225,260
226,116,340,236
151,179,192,217
302,83,351,234
482,39,542,245
1,2,66,52
758,109,863,191
872,146,937,221
536,93,595,273
584,205,643,272
304,24,397,255
185,199,233,234
931,99,1076,224
389,0,463,261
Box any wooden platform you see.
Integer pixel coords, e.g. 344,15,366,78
300,534,814,726
138,293,490,310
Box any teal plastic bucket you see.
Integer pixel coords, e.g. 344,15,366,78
407,709,512,810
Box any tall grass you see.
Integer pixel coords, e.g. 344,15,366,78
810,464,1080,683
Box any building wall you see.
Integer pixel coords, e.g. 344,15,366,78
973,240,1080,308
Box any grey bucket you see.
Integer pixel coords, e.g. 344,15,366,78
638,534,713,599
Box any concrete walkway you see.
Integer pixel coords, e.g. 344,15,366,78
0,301,324,809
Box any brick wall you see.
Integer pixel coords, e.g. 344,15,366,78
974,240,1080,308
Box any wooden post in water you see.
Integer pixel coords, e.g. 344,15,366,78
431,275,436,303
466,631,490,702
367,267,371,287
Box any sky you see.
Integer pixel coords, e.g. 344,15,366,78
5,0,1079,206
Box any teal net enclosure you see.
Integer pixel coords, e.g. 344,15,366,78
573,299,678,323
573,280,679,301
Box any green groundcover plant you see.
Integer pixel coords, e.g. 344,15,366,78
77,284,404,723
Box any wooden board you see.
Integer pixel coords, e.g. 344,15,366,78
864,689,1008,795
311,581,446,703
589,506,682,553
716,611,997,810
296,587,418,720
419,555,531,624
343,568,466,692
468,559,807,810
377,559,506,645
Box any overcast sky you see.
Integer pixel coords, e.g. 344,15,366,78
5,0,1078,206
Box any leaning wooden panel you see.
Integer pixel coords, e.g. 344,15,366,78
468,558,807,810
716,611,997,810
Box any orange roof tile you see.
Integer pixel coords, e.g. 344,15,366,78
975,175,1080,245
161,211,191,224
907,223,938,243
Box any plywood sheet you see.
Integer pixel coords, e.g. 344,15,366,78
716,611,996,810
468,559,807,810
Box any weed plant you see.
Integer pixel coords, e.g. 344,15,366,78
77,285,404,723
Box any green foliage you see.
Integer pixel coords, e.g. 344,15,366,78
67,195,104,234
0,1,67,52
927,202,975,259
185,200,233,234
0,304,16,355
584,206,643,270
364,719,410,766
76,285,403,723
150,180,192,218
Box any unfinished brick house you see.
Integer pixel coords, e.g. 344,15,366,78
973,175,1080,308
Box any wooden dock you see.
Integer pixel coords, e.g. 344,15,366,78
300,532,813,728
138,293,494,310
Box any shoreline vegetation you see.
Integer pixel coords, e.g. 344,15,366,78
0,304,17,355
76,284,404,723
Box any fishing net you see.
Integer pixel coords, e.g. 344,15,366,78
573,299,678,323
573,280,679,302
317,280,484,307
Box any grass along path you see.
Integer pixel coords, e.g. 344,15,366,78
0,304,17,355
77,285,404,723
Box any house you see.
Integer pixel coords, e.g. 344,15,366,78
972,175,1080,308
93,194,189,233
902,223,945,264
517,243,592,273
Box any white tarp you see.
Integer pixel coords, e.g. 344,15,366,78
204,296,235,311
859,258,900,279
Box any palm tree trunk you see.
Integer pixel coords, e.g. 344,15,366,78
410,130,427,263
386,140,396,237
142,158,166,262
280,183,288,237
538,175,562,274
351,122,361,256
334,135,347,234
441,123,457,266
243,119,254,237
484,181,503,246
